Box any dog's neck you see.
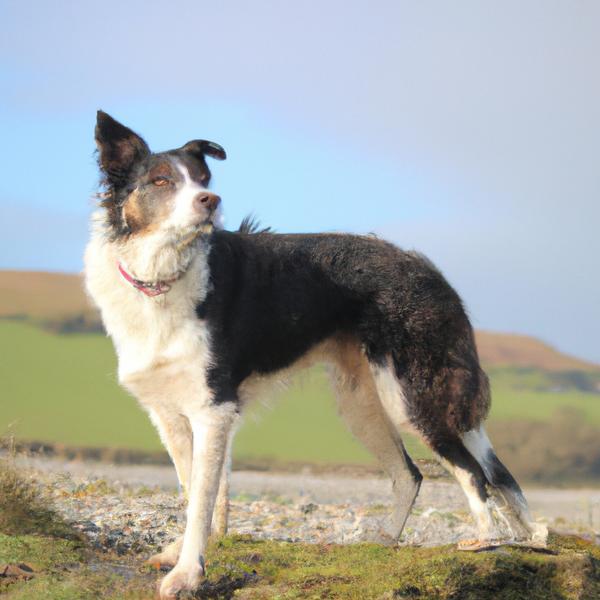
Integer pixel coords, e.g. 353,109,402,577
116,226,211,296
111,225,211,284
117,262,182,297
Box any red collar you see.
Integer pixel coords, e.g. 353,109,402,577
117,262,180,297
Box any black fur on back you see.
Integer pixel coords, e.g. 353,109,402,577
198,230,490,445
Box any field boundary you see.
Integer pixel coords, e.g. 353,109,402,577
1,438,450,479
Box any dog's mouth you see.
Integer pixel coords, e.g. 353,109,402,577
192,202,221,229
174,217,215,253
196,209,220,234
196,219,217,237
187,209,218,231
174,227,205,253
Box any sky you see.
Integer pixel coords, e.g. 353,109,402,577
0,1,599,363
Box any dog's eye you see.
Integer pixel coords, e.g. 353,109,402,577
152,177,171,187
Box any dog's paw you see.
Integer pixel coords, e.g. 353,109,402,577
147,538,183,570
457,538,499,552
350,517,400,546
159,560,204,599
529,522,549,546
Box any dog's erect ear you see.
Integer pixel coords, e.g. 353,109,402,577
182,140,227,161
95,111,150,186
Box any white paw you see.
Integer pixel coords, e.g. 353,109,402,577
529,522,549,546
159,560,204,599
457,537,499,551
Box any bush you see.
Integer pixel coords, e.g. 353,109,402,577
489,407,600,484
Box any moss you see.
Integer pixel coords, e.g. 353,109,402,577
0,533,82,571
1,510,600,599
185,534,600,600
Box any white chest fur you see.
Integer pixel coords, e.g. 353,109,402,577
84,230,214,414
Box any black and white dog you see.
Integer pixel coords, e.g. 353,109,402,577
85,111,546,599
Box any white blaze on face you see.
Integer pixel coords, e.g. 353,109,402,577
166,161,209,230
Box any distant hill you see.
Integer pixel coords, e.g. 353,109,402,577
475,331,599,373
0,270,92,319
1,270,597,372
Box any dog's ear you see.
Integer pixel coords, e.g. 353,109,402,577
95,111,150,187
181,140,227,161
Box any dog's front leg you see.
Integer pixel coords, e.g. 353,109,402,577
159,403,237,600
145,409,193,569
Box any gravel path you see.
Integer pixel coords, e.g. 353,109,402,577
16,456,600,556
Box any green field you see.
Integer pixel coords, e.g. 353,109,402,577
2,320,600,467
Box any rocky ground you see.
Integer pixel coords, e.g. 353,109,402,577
13,455,600,558
4,455,600,599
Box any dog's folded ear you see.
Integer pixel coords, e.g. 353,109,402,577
182,140,227,161
95,111,150,187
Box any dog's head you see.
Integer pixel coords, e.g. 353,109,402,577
95,110,226,241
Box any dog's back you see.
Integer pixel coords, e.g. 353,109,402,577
201,229,488,434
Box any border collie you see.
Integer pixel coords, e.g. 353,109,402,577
84,111,546,599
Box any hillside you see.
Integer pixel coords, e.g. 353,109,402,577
475,330,599,372
0,270,93,320
1,269,597,372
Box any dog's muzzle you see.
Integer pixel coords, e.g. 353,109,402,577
194,192,220,213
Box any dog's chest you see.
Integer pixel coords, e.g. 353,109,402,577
85,242,213,412
116,310,212,413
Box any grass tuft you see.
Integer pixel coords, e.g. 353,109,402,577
0,456,77,539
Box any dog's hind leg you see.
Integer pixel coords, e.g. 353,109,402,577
330,344,422,544
424,433,498,547
211,426,234,537
369,358,501,546
462,426,547,545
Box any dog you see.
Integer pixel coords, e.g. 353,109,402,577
84,111,546,599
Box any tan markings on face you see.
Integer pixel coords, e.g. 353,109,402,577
123,186,173,236
122,189,147,232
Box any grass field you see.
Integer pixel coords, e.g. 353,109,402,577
2,320,600,467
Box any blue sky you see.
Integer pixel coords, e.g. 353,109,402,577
1,1,599,363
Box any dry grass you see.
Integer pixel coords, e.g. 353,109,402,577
0,455,76,539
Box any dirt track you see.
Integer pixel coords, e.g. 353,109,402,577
16,455,600,550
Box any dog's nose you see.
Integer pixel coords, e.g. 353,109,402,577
193,192,221,212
